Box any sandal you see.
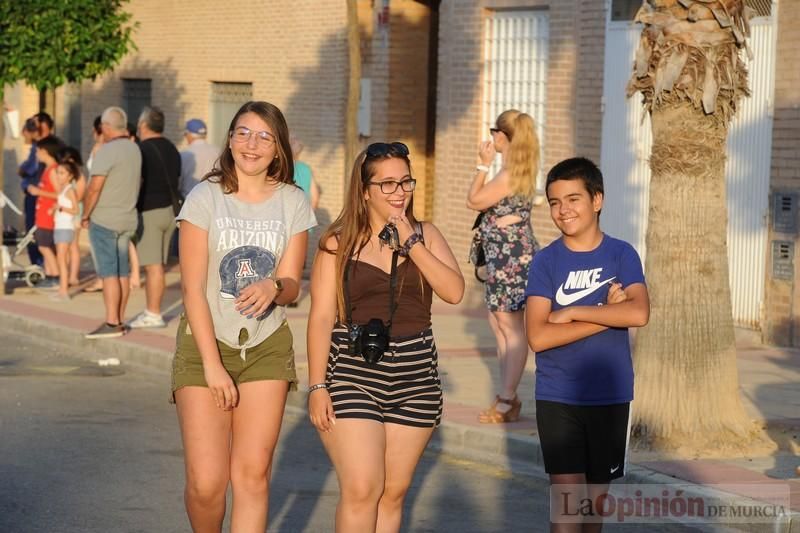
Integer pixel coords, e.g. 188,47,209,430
81,284,103,293
478,395,522,424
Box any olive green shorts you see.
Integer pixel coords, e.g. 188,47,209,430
171,315,298,398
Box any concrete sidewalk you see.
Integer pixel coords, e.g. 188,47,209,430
2,265,798,530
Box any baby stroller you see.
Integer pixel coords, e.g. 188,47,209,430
1,192,45,287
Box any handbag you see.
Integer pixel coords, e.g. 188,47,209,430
468,212,487,283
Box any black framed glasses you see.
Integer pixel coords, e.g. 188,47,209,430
368,178,417,194
489,127,503,135
365,141,409,159
230,126,276,146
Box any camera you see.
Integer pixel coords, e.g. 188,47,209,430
350,318,391,364
378,223,400,251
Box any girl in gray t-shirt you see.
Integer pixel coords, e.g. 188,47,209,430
172,101,316,530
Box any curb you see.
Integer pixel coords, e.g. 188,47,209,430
2,306,797,531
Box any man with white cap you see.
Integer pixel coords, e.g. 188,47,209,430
179,118,219,197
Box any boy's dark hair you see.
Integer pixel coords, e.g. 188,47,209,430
126,122,138,140
35,112,54,130
139,106,165,133
58,145,84,167
36,135,65,161
93,115,102,135
546,157,604,200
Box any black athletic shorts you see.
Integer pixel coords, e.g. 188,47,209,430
536,400,631,483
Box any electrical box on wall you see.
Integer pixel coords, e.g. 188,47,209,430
772,241,794,280
773,192,798,234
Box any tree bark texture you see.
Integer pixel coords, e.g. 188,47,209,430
634,103,752,445
627,0,760,449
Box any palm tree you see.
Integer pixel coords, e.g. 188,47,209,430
627,0,763,450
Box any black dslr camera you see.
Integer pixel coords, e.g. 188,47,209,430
350,319,390,364
378,223,400,251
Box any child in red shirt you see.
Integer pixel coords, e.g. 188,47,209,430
27,136,64,285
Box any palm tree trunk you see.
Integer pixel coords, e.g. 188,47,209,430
627,0,763,450
633,102,753,447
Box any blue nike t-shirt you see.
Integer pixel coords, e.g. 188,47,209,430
525,234,645,405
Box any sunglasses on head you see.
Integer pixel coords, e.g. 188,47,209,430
365,142,409,159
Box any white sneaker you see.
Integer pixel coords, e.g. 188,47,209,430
128,311,166,329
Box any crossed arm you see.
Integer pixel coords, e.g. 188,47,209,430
526,282,650,353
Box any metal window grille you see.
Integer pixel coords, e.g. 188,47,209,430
746,0,772,18
122,78,152,126
482,10,549,188
209,82,253,148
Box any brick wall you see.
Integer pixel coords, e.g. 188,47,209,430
386,0,434,221
79,0,349,237
435,0,606,302
764,0,800,346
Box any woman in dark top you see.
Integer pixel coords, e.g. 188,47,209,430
307,142,464,533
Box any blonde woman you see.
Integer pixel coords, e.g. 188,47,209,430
467,109,540,423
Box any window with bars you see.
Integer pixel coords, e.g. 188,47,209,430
482,10,549,188
210,82,253,148
122,78,152,126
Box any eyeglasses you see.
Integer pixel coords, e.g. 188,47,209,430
365,141,409,159
230,126,276,146
489,127,504,136
368,178,417,194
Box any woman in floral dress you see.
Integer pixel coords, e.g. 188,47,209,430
467,109,540,423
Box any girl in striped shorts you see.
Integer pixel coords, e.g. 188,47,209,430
307,142,465,532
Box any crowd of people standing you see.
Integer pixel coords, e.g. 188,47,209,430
15,107,221,338
11,100,649,532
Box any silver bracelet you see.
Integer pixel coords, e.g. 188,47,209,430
308,383,328,393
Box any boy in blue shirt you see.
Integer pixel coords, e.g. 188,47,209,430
525,157,650,531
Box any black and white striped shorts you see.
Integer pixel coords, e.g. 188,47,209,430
326,326,443,428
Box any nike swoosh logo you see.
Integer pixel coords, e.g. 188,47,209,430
555,277,617,306
610,465,620,474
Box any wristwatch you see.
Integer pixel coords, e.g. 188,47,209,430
272,277,284,293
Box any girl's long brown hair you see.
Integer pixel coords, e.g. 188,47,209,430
203,101,294,192
319,148,416,320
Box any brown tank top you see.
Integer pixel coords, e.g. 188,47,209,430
345,258,433,337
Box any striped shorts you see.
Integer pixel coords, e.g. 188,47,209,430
326,326,443,428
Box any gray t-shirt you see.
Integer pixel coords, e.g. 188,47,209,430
90,138,142,232
180,140,220,197
177,179,317,354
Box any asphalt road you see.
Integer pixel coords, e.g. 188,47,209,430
0,326,705,533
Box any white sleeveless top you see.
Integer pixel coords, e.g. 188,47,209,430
54,184,75,231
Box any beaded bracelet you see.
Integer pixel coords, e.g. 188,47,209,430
308,383,328,393
399,233,424,257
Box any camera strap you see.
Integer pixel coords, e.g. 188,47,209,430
343,250,400,333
